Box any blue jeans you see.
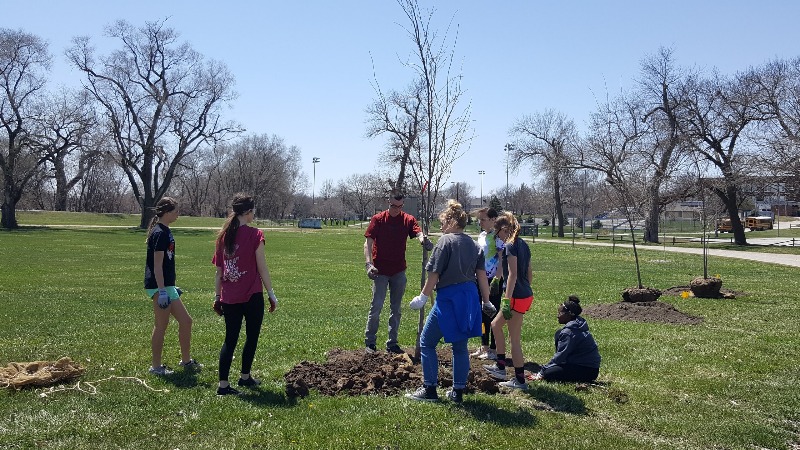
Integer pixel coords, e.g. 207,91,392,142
365,271,406,348
420,307,469,389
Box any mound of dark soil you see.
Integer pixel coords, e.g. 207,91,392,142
284,347,541,398
662,285,742,299
583,301,703,325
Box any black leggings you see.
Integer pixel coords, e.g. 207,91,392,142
481,290,502,348
219,292,264,381
540,363,599,382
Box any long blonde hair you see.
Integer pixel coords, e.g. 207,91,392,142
145,197,178,242
216,193,255,256
494,211,520,244
439,199,468,229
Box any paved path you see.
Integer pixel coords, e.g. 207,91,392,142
532,237,800,268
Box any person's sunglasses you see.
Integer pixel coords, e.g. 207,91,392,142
389,203,404,209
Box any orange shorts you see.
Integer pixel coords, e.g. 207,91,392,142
510,295,534,314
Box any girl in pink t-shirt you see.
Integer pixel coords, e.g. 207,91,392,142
212,194,278,395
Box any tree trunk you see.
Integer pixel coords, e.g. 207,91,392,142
54,159,69,211
722,184,747,245
1,188,19,229
644,187,661,244
554,177,565,237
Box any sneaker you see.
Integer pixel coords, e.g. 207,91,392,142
148,364,174,376
178,359,203,371
499,378,528,390
445,388,464,404
404,385,439,402
483,364,507,380
216,385,242,396
237,377,261,388
386,345,404,354
470,347,486,357
365,344,377,354
478,349,498,360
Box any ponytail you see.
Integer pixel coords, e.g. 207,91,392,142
216,193,255,256
145,197,177,242
494,211,520,244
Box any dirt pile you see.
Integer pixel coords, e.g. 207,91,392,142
284,347,540,398
583,300,702,325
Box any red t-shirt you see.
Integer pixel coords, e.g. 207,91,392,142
212,226,265,304
365,210,421,276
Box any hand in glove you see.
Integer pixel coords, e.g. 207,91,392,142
422,236,434,251
267,288,278,312
212,295,223,316
409,293,429,310
365,262,379,280
481,301,497,316
157,288,171,309
500,297,512,319
490,277,501,296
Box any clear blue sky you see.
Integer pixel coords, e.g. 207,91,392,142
5,0,800,197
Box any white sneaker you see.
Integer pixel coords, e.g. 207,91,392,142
478,349,497,360
483,364,507,381
499,378,528,390
149,364,174,376
470,347,486,357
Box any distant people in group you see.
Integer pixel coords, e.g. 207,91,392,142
212,194,279,396
363,191,432,354
471,207,504,361
144,197,202,375
484,211,533,390
529,295,601,383
405,200,495,403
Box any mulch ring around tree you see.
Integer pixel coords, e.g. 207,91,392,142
661,285,745,300
582,300,703,325
284,347,541,398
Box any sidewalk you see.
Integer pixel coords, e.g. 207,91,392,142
531,237,800,269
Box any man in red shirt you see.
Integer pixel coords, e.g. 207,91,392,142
364,191,432,354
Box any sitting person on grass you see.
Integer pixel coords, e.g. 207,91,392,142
530,295,601,383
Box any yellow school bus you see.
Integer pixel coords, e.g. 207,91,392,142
716,218,732,232
745,216,773,231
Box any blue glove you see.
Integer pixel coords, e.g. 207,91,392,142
157,288,171,309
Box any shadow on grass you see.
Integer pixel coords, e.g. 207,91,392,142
524,383,588,414
459,400,538,427
238,387,298,408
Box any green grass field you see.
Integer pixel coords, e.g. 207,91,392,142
1,216,799,449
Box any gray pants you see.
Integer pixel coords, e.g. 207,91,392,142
365,270,407,348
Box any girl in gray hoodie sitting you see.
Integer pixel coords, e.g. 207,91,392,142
530,295,601,382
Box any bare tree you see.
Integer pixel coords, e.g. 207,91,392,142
681,70,765,245
753,56,800,183
580,94,650,288
339,173,384,220
509,109,577,237
0,28,51,228
637,47,694,243
67,19,241,228
34,88,100,211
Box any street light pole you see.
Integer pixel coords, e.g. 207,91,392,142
312,157,320,207
478,170,485,205
504,143,513,211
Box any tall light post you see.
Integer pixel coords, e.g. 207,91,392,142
504,143,513,210
478,170,485,205
450,181,459,203
312,157,320,207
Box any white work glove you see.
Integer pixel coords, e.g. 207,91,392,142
157,288,171,309
481,301,497,316
409,293,429,310
267,288,278,311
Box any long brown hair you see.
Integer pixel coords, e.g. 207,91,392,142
216,193,255,256
145,197,178,242
494,211,520,244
